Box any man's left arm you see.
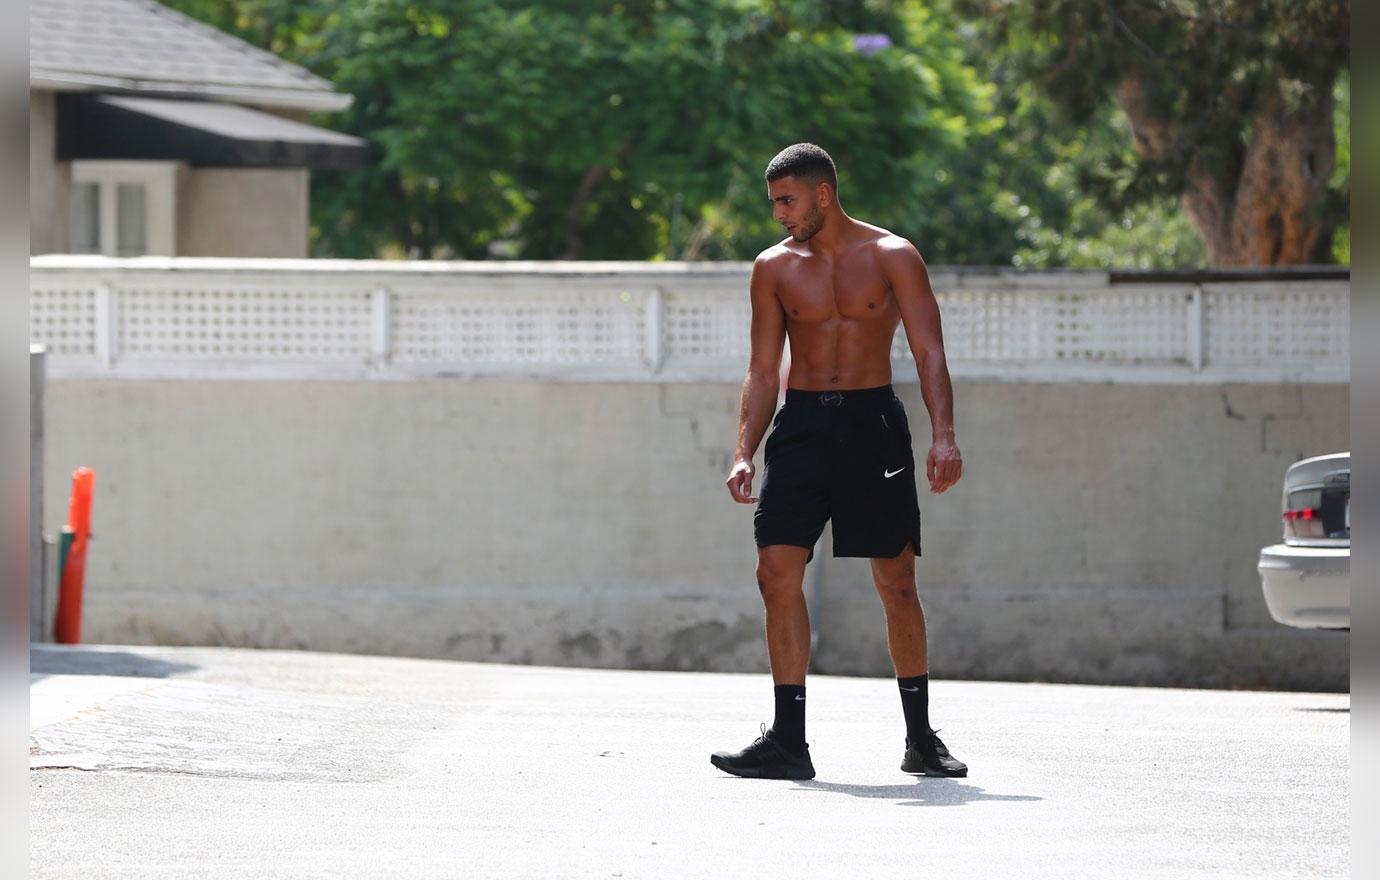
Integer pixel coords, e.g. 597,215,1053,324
880,239,962,494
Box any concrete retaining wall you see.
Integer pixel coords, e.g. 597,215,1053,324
41,378,1349,690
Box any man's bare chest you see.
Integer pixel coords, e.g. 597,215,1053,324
775,256,893,322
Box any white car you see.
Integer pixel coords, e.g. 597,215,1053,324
1258,452,1350,630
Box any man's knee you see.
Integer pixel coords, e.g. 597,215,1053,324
756,553,804,604
872,561,919,607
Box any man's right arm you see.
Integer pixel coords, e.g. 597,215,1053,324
726,254,786,504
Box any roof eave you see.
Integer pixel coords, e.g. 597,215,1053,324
30,71,353,113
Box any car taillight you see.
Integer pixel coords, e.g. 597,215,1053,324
1283,488,1326,539
1283,507,1325,539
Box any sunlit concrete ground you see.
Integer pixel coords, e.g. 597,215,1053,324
30,644,1348,879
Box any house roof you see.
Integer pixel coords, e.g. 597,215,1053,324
30,0,352,111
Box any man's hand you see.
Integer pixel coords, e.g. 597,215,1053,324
726,457,758,504
926,436,962,494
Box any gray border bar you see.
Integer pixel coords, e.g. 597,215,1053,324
30,346,47,643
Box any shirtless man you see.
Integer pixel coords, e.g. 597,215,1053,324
710,143,967,780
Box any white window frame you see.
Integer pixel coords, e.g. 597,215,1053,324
70,161,179,256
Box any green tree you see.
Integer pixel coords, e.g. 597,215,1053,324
162,0,1004,261
163,1,1348,267
963,0,1350,266
988,76,1208,269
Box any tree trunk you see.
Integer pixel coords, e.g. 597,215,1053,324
560,139,636,260
560,165,610,261
1115,73,1335,266
1225,85,1335,265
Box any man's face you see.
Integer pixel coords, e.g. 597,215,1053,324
768,176,826,242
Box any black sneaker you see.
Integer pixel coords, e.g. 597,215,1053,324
901,729,968,777
711,724,816,780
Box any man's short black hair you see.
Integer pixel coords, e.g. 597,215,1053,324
764,143,838,189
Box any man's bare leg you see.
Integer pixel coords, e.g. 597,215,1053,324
709,544,817,779
871,544,967,776
870,544,927,677
757,544,812,683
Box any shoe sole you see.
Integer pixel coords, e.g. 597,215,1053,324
901,764,968,777
710,754,816,780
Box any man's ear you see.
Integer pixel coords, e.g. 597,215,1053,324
816,181,834,209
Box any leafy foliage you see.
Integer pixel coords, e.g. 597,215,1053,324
987,76,1207,269
166,0,997,260
1326,73,1350,264
960,0,1350,264
159,0,1347,266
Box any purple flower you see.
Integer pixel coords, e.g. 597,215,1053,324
852,34,892,57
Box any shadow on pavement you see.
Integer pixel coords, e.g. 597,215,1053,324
793,778,1044,808
30,647,200,682
1294,706,1349,713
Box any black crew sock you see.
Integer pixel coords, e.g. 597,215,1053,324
897,674,931,743
771,684,806,752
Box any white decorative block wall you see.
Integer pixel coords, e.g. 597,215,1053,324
29,259,1349,383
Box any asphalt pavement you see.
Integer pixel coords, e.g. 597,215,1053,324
29,643,1348,879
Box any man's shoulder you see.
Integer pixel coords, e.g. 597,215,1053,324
866,231,926,276
865,227,922,260
752,241,796,271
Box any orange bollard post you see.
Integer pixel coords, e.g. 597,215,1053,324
54,467,96,644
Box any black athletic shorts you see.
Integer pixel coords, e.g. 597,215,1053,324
754,385,921,560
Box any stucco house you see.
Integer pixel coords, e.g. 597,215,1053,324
30,0,368,257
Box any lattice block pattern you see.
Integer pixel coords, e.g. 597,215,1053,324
392,289,647,364
898,291,1039,362
895,289,1187,363
118,283,374,359
1206,286,1349,366
26,262,1352,381
1034,288,1188,362
664,293,751,359
30,286,98,356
